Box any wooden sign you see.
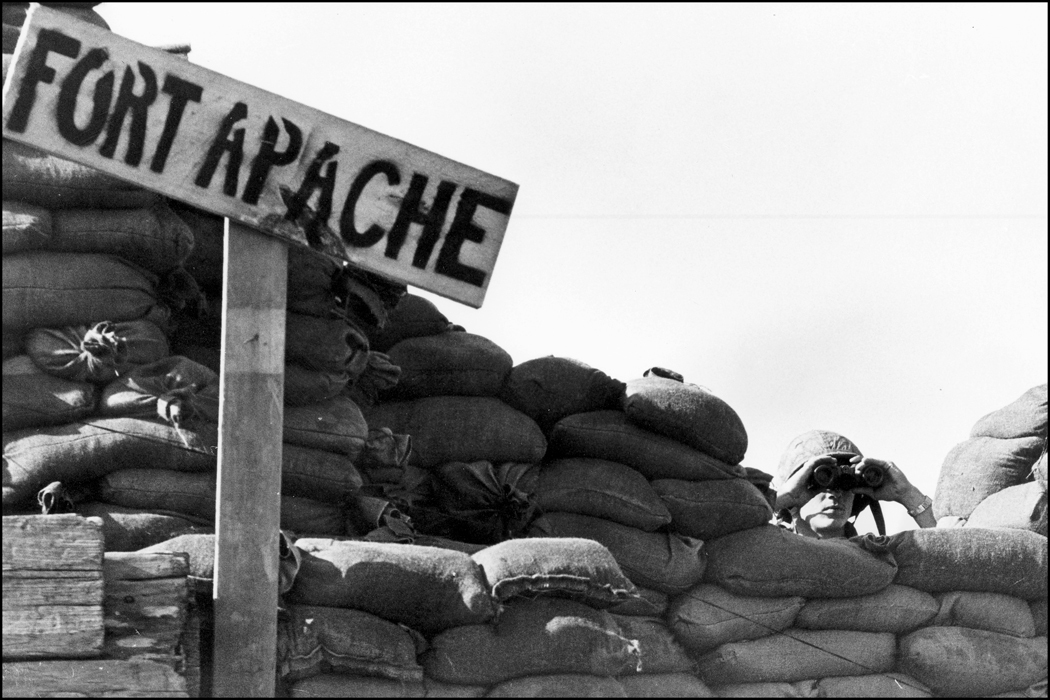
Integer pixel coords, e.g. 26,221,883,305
1,5,518,307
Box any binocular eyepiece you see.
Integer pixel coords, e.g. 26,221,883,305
809,457,884,491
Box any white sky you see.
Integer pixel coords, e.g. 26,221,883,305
100,3,1048,534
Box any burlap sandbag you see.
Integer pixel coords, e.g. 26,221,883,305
1032,598,1048,637
533,458,672,532
74,501,210,552
287,539,495,634
284,364,349,406
385,332,512,399
98,356,219,422
933,435,1046,519
713,681,818,698
472,537,638,608
696,629,896,685
2,139,160,209
426,461,537,544
622,375,747,465
285,245,342,319
898,626,1048,697
549,411,747,481
422,598,640,685
3,252,160,331
278,604,424,683
931,591,1036,638
813,673,933,698
2,355,97,431
667,583,804,653
618,673,715,698
368,293,454,352
530,512,706,596
49,203,194,273
795,584,938,634
611,615,694,675
282,396,369,459
608,587,669,618
703,525,898,598
3,201,51,254
367,396,546,469
487,674,627,698
285,312,369,376
971,384,1048,440
652,478,773,539
498,356,626,433
965,480,1048,536
280,444,364,503
172,201,225,292
25,320,170,383
2,418,217,509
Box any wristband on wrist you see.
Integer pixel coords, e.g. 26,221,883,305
907,495,933,517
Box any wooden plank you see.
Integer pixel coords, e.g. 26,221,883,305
1,5,517,308
1,659,187,697
104,552,190,581
2,515,103,572
212,221,285,697
2,572,103,608
103,578,188,662
2,605,104,660
180,603,201,698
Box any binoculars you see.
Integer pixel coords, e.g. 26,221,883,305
809,457,885,491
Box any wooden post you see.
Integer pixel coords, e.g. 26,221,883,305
212,220,287,697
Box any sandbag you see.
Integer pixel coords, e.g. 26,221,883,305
285,312,369,376
280,444,364,503
898,626,1048,697
617,673,715,698
2,354,97,431
667,583,804,653
74,501,210,552
344,351,401,409
795,584,938,634
530,512,706,595
549,411,747,481
368,293,453,352
287,675,423,698
965,480,1048,536
933,435,1046,519
1032,599,1048,637
278,605,424,683
282,396,369,459
652,478,773,539
98,355,219,423
284,363,349,406
611,615,693,674
25,320,169,383
696,629,896,685
622,374,747,464
3,252,160,331
426,461,537,544
472,537,638,609
172,202,225,291
366,396,546,469
2,139,160,209
499,356,625,433
608,587,669,618
533,458,672,532
971,384,1048,440
285,245,342,319
713,681,818,698
487,674,627,698
932,591,1036,637
385,332,512,398
287,539,494,634
422,598,640,685
2,417,217,509
812,674,933,698
703,525,898,598
3,201,51,254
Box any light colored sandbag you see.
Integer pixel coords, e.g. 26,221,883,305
486,674,627,698
549,411,748,481
617,673,715,698
385,332,512,399
933,435,1046,519
932,591,1036,637
288,674,424,698
534,458,672,531
282,396,369,459
813,673,933,698
608,587,669,618
49,203,194,273
667,583,804,653
898,626,1048,697
3,201,51,254
2,354,97,431
696,629,896,685
712,681,818,698
795,584,938,634
965,480,1048,536
611,615,694,675
25,320,170,383
421,678,488,698
651,478,772,539
970,384,1047,440
97,355,219,422
498,356,626,433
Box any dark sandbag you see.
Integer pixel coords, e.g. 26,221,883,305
472,537,638,608
652,478,772,539
427,461,537,544
287,538,494,634
75,501,210,552
98,355,219,422
284,364,349,406
933,435,1045,519
608,587,669,618
285,312,369,376
971,384,1048,440
422,598,640,685
1032,599,1048,637
898,626,1048,697
499,356,625,433
285,245,342,319
534,458,672,532
487,674,627,698
713,681,818,698
2,139,160,209
795,584,938,634
172,202,224,291
2,417,217,509
343,351,401,409
385,332,511,399
696,629,896,685
813,674,933,698
287,675,423,698
668,583,804,654
421,678,488,698
611,615,694,674
2,354,97,431
280,444,363,503
965,480,1048,536
278,605,423,683
49,203,195,273
3,252,160,331
622,375,747,465
367,396,546,469
531,512,706,596
857,527,1048,600
25,320,170,383
282,396,369,459
703,525,898,598
618,673,715,698
3,201,51,254
931,591,1036,638
550,411,747,481
368,293,453,352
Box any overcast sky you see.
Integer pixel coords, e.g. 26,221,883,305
100,3,1048,534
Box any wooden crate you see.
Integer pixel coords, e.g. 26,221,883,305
1,659,187,697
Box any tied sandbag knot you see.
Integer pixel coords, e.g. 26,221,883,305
37,481,78,515
79,321,129,377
